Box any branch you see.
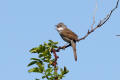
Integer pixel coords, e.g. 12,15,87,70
55,0,119,52
56,44,71,52
116,35,120,36
52,48,59,67
77,0,119,41
52,48,59,80
91,1,98,30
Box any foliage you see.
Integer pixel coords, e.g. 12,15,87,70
28,40,69,80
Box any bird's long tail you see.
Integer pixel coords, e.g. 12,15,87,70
71,40,77,61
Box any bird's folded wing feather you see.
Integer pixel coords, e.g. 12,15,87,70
61,28,78,40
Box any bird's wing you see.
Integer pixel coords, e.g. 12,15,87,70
61,28,78,40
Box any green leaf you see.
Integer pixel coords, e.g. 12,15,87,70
39,45,45,52
64,66,67,72
28,67,44,73
30,48,38,53
42,76,46,79
53,46,58,48
49,77,54,80
36,62,44,73
27,61,37,66
36,62,43,68
48,40,54,43
48,43,52,46
47,73,52,76
46,67,53,73
63,66,69,74
28,67,39,73
53,42,58,44
53,71,58,76
44,42,48,46
58,74,63,79
39,54,43,58
31,58,40,61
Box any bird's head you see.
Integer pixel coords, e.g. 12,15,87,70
56,23,66,32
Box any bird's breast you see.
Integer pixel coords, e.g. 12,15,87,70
60,34,71,43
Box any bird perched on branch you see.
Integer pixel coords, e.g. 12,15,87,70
56,23,78,61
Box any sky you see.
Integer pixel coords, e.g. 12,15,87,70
0,0,120,80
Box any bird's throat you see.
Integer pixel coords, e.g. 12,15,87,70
57,27,64,33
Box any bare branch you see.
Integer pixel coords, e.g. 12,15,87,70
55,0,119,52
91,1,98,30
77,0,119,41
56,44,71,52
52,48,59,80
116,35,120,36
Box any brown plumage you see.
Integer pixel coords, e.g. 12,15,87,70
60,28,78,41
56,23,78,61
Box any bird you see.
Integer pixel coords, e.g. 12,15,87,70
56,23,78,61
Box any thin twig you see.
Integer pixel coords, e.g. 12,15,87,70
77,0,119,41
116,35,120,36
56,44,71,52
91,1,98,30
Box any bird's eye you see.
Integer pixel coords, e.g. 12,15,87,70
59,25,62,27
57,26,60,28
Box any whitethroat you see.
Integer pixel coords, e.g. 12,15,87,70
56,23,78,61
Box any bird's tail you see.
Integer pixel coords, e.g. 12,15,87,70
71,40,77,61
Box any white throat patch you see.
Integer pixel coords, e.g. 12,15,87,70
57,27,64,32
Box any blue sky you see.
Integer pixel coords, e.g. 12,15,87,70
0,0,120,80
